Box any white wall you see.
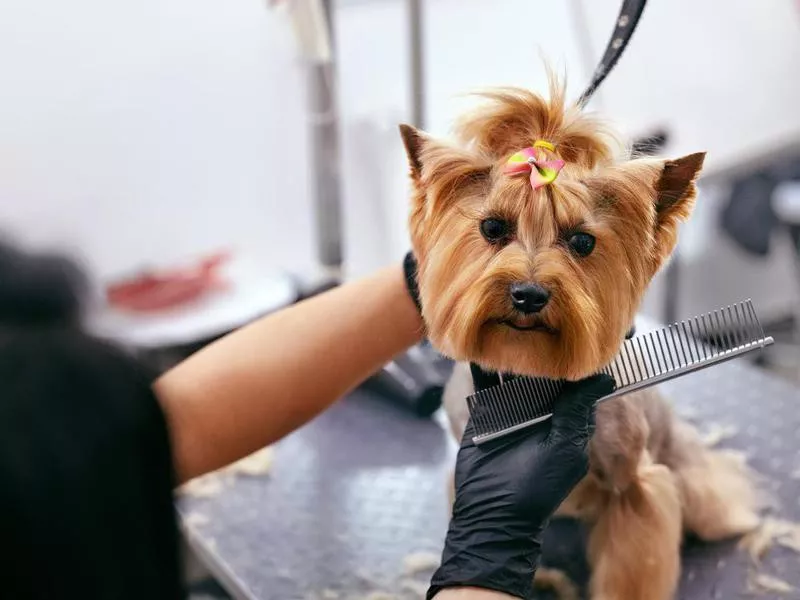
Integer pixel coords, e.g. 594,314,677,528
577,0,800,173
0,0,315,280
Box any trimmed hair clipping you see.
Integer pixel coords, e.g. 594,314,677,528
503,140,565,190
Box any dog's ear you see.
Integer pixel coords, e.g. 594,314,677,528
649,152,705,260
398,123,490,184
399,124,426,177
655,152,706,225
399,124,490,256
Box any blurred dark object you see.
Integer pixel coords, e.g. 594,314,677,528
770,181,800,376
0,240,87,327
0,333,183,600
714,173,800,377
720,156,800,257
292,273,339,302
632,129,669,156
364,344,452,417
790,222,800,255
0,241,183,599
106,252,230,313
720,171,780,256
662,155,800,326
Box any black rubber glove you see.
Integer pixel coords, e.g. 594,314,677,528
428,374,616,599
403,251,422,313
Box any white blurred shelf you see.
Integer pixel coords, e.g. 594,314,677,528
89,258,297,349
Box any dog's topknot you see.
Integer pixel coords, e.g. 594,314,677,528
454,75,620,170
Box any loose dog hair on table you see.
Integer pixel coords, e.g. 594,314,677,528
399,75,760,599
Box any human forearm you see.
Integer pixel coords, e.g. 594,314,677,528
155,264,424,483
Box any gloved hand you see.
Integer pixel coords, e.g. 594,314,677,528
428,374,616,599
402,251,422,313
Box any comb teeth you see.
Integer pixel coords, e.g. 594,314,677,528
467,377,563,442
467,299,774,445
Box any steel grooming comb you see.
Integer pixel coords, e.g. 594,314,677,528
466,299,775,445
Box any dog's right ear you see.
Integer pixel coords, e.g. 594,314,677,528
399,124,490,256
398,123,490,188
399,124,427,178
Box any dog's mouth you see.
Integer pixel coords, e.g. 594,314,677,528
499,315,559,335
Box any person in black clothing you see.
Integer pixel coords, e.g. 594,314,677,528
0,241,611,599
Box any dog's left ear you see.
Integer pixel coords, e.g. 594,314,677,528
654,152,706,224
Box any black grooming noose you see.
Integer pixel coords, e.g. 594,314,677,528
576,0,648,108
470,0,647,393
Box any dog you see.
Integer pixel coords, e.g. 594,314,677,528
399,78,760,599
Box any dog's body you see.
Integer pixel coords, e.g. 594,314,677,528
443,363,758,599
399,79,760,599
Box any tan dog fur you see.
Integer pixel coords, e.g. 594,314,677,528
401,78,759,599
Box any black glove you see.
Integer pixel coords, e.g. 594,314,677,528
428,374,616,599
402,251,422,313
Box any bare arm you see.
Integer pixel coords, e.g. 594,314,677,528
155,264,423,484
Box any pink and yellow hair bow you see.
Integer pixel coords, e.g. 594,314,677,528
503,140,565,190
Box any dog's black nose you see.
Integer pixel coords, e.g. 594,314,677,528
510,282,550,314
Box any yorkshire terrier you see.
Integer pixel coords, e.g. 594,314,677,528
399,79,760,599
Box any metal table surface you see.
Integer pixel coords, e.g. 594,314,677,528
178,340,800,600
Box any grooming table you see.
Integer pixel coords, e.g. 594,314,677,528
178,322,800,600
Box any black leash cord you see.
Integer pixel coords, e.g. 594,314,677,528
576,0,648,108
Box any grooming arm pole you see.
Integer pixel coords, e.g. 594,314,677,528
309,0,343,283
368,0,451,416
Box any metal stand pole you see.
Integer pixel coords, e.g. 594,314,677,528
308,64,342,279
367,0,451,416
408,0,425,128
308,0,343,282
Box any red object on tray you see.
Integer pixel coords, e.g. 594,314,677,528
106,252,230,313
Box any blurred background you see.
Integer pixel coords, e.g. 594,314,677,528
2,0,800,341
1,0,799,358
2,0,800,596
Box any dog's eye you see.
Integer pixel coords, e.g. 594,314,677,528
480,218,510,243
568,232,596,257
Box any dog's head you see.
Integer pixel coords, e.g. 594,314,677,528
401,84,704,380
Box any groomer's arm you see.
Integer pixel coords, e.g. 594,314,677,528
155,265,423,484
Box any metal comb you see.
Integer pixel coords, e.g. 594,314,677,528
466,299,775,445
